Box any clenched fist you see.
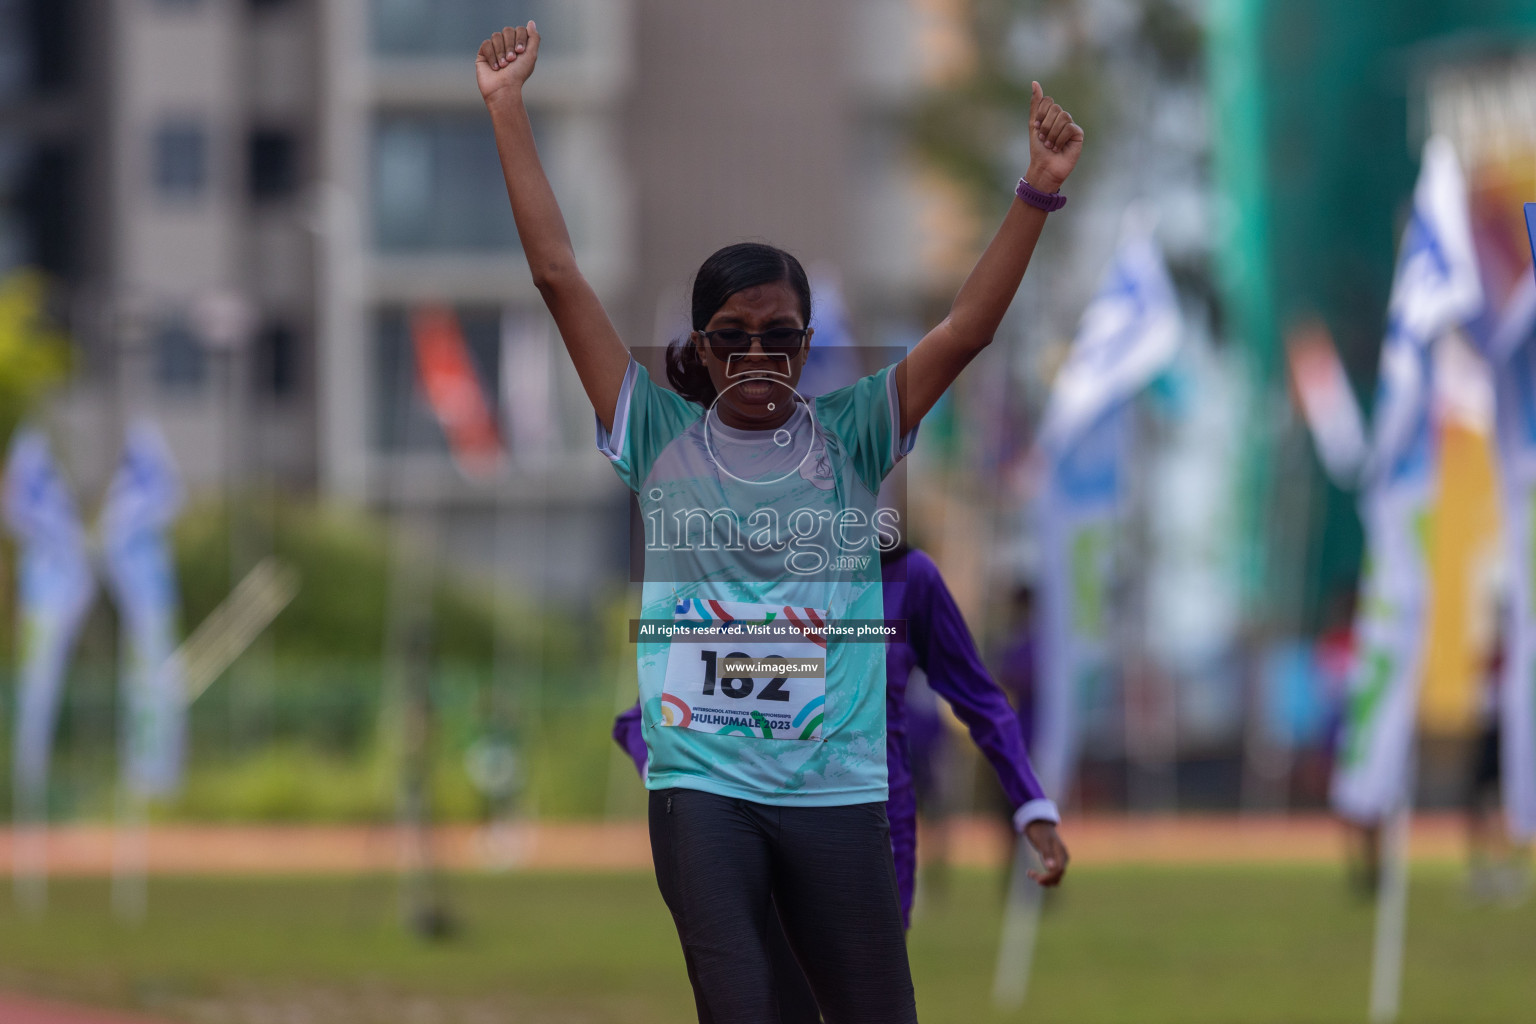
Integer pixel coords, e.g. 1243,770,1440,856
476,21,540,104
1023,819,1069,887
1026,82,1084,194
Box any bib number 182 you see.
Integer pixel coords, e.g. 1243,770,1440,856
698,650,791,702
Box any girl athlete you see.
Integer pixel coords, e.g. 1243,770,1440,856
616,544,1066,928
478,21,1083,1024
615,544,1066,1023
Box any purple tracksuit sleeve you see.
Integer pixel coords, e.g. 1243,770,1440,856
906,551,1058,827
612,702,647,779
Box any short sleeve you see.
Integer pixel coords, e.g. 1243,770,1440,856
811,364,918,495
595,359,704,491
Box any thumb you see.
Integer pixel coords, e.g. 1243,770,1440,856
1031,81,1043,122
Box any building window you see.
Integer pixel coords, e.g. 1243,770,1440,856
30,0,74,91
373,114,521,252
154,121,208,199
0,139,80,279
248,129,298,202
0,2,29,101
19,143,78,277
254,321,300,398
374,306,500,452
154,317,207,391
1,0,78,98
372,0,570,58
0,137,27,273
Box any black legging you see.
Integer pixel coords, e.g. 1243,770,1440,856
649,788,918,1024
765,897,823,1024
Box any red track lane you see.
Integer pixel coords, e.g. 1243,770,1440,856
0,993,173,1024
0,814,1467,877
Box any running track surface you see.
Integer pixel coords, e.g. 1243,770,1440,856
0,813,1465,876
0,814,1466,1024
0,993,174,1024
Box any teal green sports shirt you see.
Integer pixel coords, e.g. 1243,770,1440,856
598,359,916,805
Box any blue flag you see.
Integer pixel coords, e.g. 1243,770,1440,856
3,429,96,819
100,421,187,799
1486,204,1536,840
1032,213,1180,796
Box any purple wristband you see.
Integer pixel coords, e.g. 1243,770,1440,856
1016,177,1066,212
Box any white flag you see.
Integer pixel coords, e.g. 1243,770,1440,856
1033,219,1181,793
996,225,1180,1004
1361,136,1482,486
1033,409,1127,796
1036,209,1180,457
1332,137,1482,824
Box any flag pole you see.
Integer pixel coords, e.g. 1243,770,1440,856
1368,753,1415,1023
110,789,148,924
13,779,47,915
991,840,1045,1008
389,311,453,939
5,431,101,915
1368,802,1412,1021
992,210,1182,1010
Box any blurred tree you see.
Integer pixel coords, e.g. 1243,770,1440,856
0,269,71,446
909,0,1204,219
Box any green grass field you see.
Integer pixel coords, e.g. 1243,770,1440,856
0,864,1530,1024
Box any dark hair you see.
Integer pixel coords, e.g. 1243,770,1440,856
665,242,812,406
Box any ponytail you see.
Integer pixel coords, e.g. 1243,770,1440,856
666,334,718,406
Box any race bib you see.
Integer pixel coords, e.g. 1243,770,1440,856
659,599,828,741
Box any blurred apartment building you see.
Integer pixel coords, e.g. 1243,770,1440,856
1,0,963,597
2,0,328,492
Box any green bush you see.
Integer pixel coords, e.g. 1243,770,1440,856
169,742,397,823
174,498,579,665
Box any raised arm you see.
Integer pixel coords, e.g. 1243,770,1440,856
895,82,1085,435
477,23,629,430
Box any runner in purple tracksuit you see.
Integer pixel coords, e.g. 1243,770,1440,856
613,544,1062,928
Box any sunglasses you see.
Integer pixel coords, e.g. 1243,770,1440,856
700,327,809,358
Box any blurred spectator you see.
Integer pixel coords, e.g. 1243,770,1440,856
994,585,1039,747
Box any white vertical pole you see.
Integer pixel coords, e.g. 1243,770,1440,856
13,786,47,914
1369,794,1413,1021
111,791,148,924
992,839,1045,1009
